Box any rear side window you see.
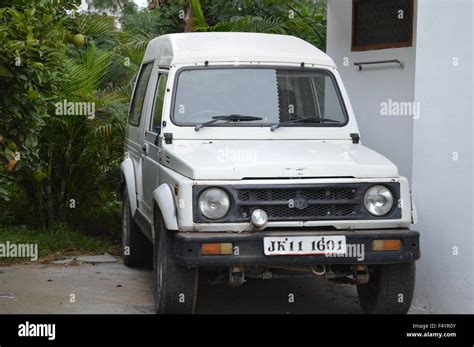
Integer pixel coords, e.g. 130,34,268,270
128,62,153,126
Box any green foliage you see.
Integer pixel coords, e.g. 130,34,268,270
203,0,289,23
84,0,127,15
23,30,130,231
208,16,287,34
1,4,130,232
77,14,117,41
286,1,327,50
122,0,327,49
120,3,187,37
203,0,327,49
63,44,114,95
0,171,29,225
189,0,208,29
0,1,74,170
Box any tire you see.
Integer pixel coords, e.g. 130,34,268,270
357,262,415,314
153,209,198,314
122,189,152,267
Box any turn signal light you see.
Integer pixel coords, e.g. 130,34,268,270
201,243,233,255
372,239,402,251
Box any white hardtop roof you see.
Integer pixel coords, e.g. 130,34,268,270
143,32,336,67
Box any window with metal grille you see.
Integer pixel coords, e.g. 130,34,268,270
352,0,414,51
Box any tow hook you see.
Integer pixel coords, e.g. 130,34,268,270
354,265,369,284
228,266,246,287
311,264,326,276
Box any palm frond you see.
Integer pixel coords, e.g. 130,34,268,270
281,17,325,46
121,31,155,52
207,16,287,34
63,44,114,96
89,84,130,137
77,14,117,40
0,63,13,78
93,87,129,107
189,0,208,28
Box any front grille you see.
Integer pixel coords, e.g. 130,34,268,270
238,187,359,221
240,187,356,202
192,183,402,223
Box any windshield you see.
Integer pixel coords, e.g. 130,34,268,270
172,67,348,127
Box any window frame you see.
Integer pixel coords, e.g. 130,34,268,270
148,70,169,134
351,0,414,52
169,65,350,129
128,62,154,127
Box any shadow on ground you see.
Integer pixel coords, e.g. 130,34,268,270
0,259,426,314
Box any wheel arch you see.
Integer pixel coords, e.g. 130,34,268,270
152,183,179,231
120,157,137,217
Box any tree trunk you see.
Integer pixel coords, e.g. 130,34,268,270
45,178,54,231
149,0,159,10
115,0,124,12
184,2,195,32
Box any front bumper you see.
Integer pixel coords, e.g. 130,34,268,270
175,229,420,267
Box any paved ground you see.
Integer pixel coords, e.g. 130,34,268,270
0,257,429,314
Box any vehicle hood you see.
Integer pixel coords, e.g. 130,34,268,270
163,140,398,180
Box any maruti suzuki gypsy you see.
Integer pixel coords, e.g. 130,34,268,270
120,32,420,314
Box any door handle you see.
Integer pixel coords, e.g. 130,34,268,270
142,143,149,154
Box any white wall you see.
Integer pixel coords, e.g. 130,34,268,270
326,0,474,313
411,0,474,313
327,0,416,180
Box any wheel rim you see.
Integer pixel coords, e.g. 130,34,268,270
155,218,165,310
122,200,130,256
157,232,164,294
367,268,380,295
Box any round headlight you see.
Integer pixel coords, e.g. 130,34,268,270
364,185,394,216
199,188,231,220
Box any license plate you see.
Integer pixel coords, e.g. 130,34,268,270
263,235,346,256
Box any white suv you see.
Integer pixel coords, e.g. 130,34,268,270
120,32,420,314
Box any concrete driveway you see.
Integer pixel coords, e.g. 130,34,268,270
0,258,428,314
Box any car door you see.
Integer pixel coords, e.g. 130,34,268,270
141,70,169,220
124,61,154,212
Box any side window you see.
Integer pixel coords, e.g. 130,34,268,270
150,73,168,134
128,62,153,126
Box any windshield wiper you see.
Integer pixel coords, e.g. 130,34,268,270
194,114,263,131
270,117,340,131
